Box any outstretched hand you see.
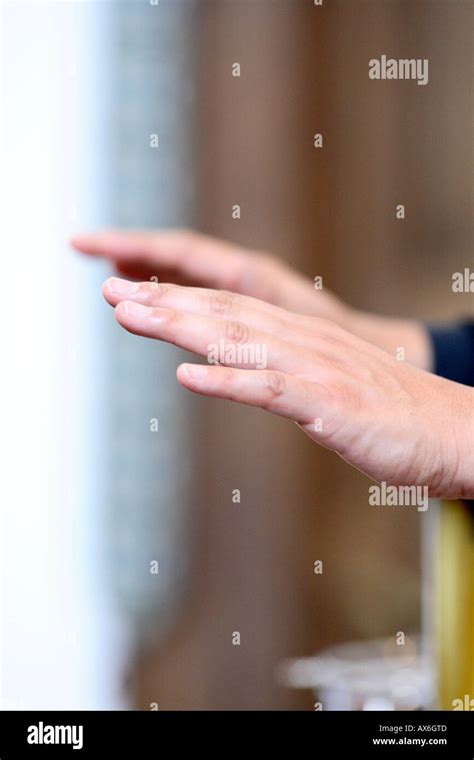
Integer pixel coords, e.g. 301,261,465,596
71,228,432,370
101,276,474,500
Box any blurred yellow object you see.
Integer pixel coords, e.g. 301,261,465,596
437,500,474,709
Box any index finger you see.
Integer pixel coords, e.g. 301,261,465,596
70,228,267,294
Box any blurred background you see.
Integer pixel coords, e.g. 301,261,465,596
1,0,472,710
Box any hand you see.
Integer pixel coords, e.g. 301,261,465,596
101,276,474,499
71,229,432,371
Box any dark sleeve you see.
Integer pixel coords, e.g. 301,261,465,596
426,321,474,387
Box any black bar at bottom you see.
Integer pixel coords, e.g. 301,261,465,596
0,710,472,757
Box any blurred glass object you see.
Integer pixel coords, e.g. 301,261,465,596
280,637,433,711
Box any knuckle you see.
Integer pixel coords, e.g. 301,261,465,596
225,319,250,344
210,290,235,316
154,282,171,299
151,306,179,324
264,371,286,399
311,318,347,347
137,281,169,302
136,281,156,303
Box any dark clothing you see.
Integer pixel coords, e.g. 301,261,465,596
427,322,474,388
427,321,474,509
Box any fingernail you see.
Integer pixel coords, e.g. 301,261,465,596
107,277,138,295
121,301,151,318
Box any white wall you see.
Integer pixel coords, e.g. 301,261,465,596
1,0,128,709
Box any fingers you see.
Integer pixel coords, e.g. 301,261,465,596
177,363,326,427
102,277,347,357
71,229,268,294
103,277,275,318
114,300,312,374
103,276,288,336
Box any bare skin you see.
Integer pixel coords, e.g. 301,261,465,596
71,229,432,370
71,229,474,499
